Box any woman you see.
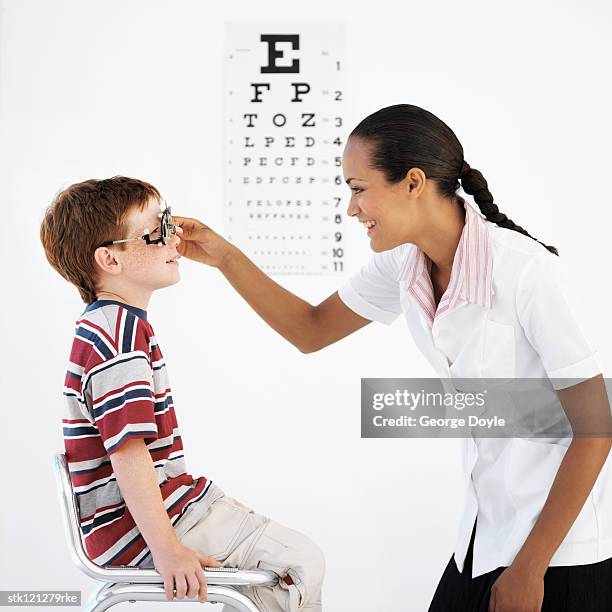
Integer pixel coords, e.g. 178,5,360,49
175,104,612,611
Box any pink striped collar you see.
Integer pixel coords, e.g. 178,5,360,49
397,197,493,325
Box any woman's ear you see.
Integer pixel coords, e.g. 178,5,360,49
93,246,122,276
404,167,426,196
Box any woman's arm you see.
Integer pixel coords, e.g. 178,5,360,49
511,374,611,573
489,374,612,611
175,216,372,353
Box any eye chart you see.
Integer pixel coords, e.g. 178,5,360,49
224,22,347,275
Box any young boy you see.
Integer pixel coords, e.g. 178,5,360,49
41,176,325,610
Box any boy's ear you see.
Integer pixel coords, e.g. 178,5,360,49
93,246,123,276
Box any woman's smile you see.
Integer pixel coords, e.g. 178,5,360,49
361,219,377,235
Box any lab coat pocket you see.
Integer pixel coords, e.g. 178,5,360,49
481,320,516,379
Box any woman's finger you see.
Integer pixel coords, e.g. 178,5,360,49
487,585,496,612
172,215,207,234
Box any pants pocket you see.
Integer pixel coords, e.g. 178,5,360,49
179,495,255,561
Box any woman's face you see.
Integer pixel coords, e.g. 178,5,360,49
342,136,425,252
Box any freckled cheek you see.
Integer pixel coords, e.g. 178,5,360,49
124,248,167,274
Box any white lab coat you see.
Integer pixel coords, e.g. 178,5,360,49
338,200,611,577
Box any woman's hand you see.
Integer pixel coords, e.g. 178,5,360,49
173,216,236,268
488,563,545,611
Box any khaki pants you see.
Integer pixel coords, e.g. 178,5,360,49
178,493,325,611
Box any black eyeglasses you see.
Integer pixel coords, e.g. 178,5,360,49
99,201,177,248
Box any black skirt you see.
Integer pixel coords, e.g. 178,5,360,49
428,519,612,612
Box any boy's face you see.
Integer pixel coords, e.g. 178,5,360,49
103,196,182,293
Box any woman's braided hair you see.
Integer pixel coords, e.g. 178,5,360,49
350,104,558,256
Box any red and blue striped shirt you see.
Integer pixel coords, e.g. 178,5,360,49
62,300,221,566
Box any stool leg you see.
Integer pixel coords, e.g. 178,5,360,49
81,582,116,612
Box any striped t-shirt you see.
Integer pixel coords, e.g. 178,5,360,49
62,300,223,566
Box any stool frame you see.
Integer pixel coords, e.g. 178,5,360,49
53,452,278,611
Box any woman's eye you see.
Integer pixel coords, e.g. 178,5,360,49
351,187,363,194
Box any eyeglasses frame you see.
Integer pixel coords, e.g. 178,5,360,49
98,200,177,248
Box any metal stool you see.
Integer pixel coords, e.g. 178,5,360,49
53,453,278,611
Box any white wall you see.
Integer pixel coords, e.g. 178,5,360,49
1,1,610,610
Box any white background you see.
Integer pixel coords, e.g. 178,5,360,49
1,1,610,610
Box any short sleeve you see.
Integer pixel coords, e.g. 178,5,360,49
338,246,406,325
516,251,604,390
83,321,158,454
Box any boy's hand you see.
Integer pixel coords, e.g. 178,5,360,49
173,216,236,268
152,540,223,603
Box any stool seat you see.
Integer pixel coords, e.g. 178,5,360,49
53,452,278,611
